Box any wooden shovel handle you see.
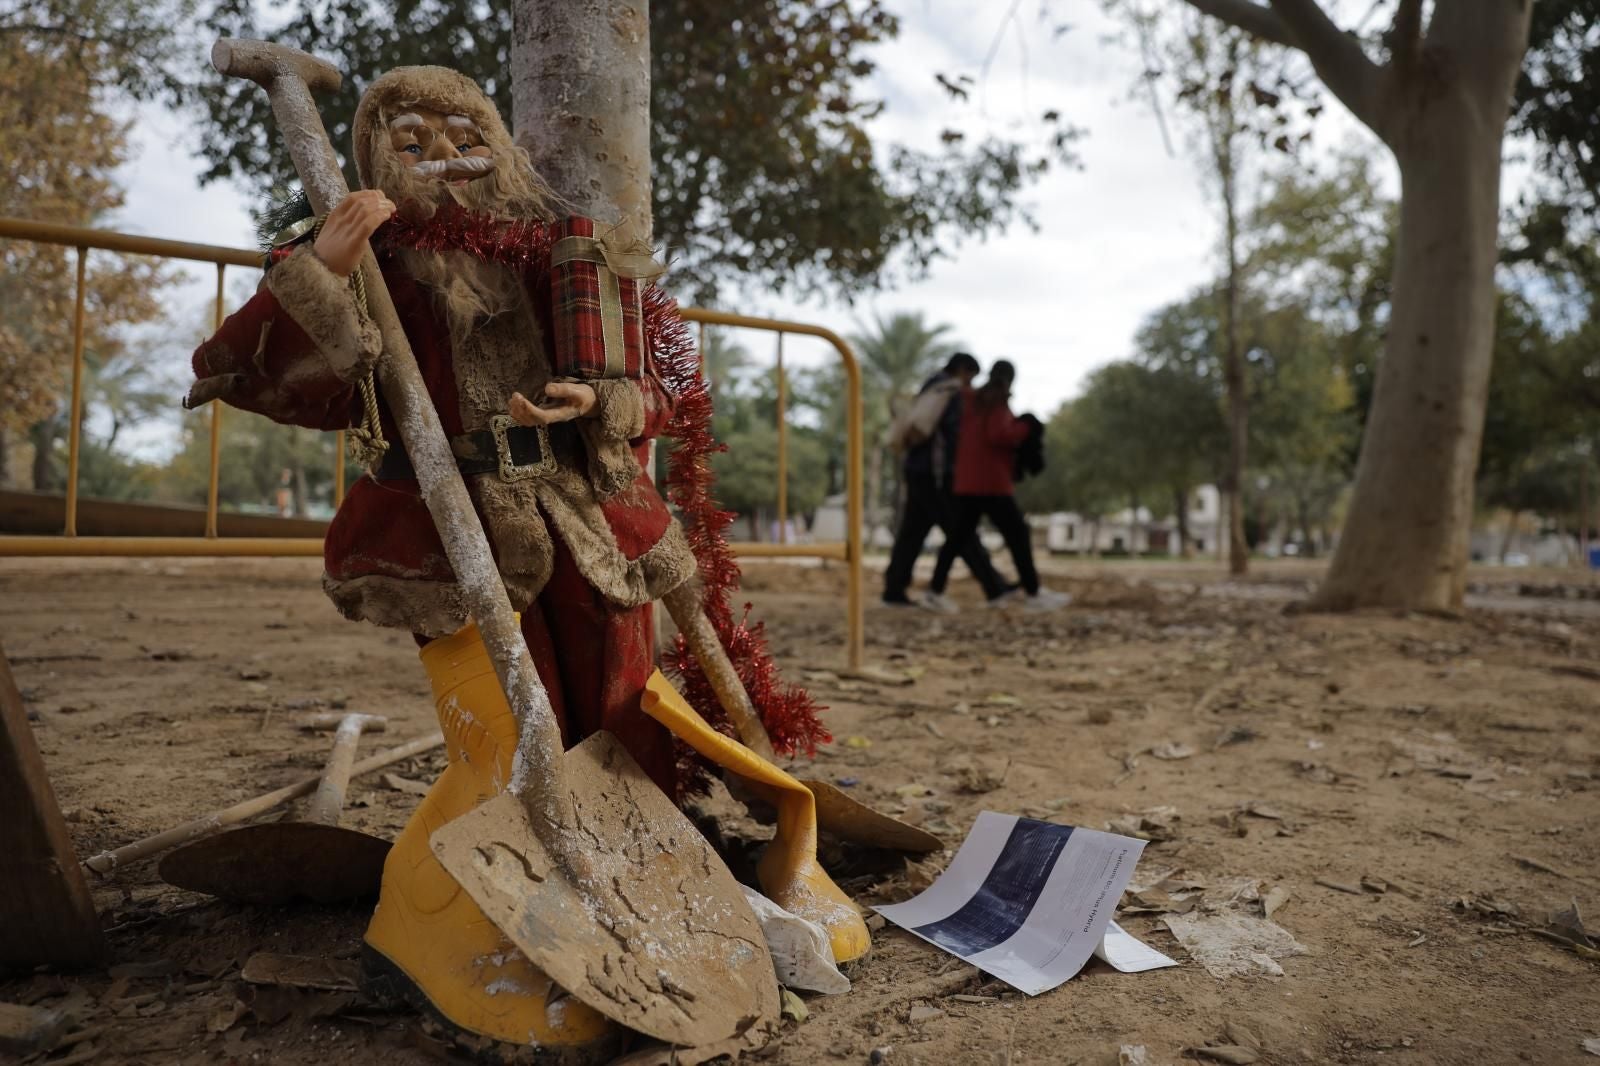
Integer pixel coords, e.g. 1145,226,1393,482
304,714,385,825
661,584,777,760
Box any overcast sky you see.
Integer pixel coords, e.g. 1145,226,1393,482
108,1,1402,443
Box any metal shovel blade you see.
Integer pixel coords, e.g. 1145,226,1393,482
800,779,944,853
158,823,392,905
430,731,779,1048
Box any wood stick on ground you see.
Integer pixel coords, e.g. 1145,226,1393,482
81,731,443,876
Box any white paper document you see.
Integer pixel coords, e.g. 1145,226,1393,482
874,811,1159,995
1096,920,1178,973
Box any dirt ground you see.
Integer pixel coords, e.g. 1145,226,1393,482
3,555,1598,1065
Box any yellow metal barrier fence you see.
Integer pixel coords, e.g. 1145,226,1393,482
0,217,865,670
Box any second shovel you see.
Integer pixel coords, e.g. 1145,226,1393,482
159,713,392,905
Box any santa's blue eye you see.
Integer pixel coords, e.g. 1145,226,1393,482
403,144,422,155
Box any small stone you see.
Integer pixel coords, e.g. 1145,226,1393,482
869,1046,892,1064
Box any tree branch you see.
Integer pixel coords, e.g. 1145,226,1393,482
1390,0,1424,62
1180,0,1295,47
1267,0,1383,129
1180,0,1384,131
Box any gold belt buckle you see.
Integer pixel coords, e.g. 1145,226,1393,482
489,415,555,482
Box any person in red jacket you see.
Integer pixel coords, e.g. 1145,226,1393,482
928,361,1070,611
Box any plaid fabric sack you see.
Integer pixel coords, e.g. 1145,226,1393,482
548,217,666,380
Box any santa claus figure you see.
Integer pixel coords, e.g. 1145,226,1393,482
190,67,863,1057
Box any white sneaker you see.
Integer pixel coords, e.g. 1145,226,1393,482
1023,587,1072,612
985,589,1025,609
917,591,961,614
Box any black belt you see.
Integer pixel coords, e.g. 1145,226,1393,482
374,417,555,482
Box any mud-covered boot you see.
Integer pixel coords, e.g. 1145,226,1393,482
640,670,871,964
363,623,617,1061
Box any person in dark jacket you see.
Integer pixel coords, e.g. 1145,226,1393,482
929,361,1069,611
881,352,1010,609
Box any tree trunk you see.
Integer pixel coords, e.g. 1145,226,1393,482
1174,485,1193,559
1129,494,1143,558
1498,510,1520,564
29,421,59,492
866,442,885,548
512,2,652,238
1213,60,1250,578
1312,22,1526,610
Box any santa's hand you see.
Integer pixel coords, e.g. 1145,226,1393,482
508,383,598,426
312,190,396,277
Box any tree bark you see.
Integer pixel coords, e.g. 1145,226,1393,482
1312,26,1525,610
512,2,653,239
1129,493,1143,558
1498,510,1519,564
1174,485,1193,559
1180,0,1531,612
1217,110,1249,577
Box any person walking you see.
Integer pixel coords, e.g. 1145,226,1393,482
929,361,1070,611
882,352,1011,609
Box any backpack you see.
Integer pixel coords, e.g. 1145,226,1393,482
888,379,959,454
1013,413,1046,482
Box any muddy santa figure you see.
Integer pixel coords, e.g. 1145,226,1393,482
189,67,864,1056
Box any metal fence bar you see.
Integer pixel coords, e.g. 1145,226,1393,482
0,218,868,671
0,537,325,557
678,307,864,671
775,332,788,545
63,247,88,537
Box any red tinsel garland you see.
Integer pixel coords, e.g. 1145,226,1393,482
378,208,830,760
642,286,832,761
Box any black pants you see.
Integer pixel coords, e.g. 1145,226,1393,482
932,494,1038,596
883,471,1005,601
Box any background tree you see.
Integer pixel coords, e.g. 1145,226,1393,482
0,16,175,489
1135,11,1280,572
1247,305,1356,554
1168,0,1532,612
192,0,1079,302
160,409,344,516
710,427,829,542
1246,150,1393,429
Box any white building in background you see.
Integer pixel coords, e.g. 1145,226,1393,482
812,484,1226,558
1043,485,1223,557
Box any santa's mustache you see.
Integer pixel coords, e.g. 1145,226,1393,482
411,155,497,179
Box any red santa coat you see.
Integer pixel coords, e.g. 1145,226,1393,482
188,235,696,792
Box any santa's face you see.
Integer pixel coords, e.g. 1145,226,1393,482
386,108,496,184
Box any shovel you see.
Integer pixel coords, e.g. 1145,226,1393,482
661,585,942,854
159,713,392,904
213,38,776,1049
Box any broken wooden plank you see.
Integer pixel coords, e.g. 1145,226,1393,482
0,642,105,970
240,953,362,992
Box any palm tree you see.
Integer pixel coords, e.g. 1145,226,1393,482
849,312,961,539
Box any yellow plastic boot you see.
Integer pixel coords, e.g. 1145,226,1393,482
641,671,871,965
363,623,617,1059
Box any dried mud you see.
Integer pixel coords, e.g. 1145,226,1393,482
2,556,1598,1065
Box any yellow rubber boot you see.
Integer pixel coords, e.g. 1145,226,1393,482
641,671,871,965
363,623,616,1057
